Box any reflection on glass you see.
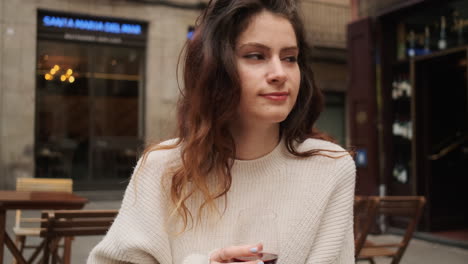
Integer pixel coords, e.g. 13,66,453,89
35,40,143,187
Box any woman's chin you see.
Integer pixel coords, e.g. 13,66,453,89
263,113,290,124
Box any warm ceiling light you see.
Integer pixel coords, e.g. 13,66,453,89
50,68,57,75
66,69,73,76
44,73,53,80
53,65,60,71
60,75,67,82
68,76,75,83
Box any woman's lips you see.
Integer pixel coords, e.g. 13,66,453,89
260,92,289,101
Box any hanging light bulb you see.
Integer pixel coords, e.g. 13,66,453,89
66,69,73,76
60,75,67,82
44,73,53,80
68,76,75,83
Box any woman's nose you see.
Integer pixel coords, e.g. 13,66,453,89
266,58,287,84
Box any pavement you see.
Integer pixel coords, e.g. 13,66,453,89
3,195,468,263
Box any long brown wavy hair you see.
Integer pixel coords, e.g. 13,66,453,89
141,0,340,231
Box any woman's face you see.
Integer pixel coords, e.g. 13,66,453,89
234,11,300,127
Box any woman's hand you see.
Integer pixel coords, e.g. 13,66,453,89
210,243,264,264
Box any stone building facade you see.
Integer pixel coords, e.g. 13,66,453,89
0,0,351,190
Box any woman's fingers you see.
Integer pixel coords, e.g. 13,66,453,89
212,259,264,264
210,243,263,263
224,260,264,264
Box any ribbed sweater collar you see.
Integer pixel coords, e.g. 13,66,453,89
231,138,288,175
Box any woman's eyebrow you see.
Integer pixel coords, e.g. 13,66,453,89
237,42,298,52
282,46,299,53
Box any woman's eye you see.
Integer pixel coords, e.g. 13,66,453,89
283,56,298,63
244,54,264,60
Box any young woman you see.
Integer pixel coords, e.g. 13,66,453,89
88,0,356,263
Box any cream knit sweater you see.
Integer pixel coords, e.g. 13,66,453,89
87,138,356,264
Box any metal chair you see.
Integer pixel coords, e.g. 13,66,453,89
356,196,426,264
40,210,118,264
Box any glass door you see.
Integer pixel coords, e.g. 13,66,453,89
35,40,144,189
89,46,143,185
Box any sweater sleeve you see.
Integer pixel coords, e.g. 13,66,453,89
181,248,221,264
182,254,210,264
305,155,356,264
87,155,173,264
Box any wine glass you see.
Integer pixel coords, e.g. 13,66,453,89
233,208,279,264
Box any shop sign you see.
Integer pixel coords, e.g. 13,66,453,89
38,10,147,46
42,15,142,35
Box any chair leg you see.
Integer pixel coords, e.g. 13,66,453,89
27,239,46,263
15,235,26,252
52,251,58,264
52,238,64,264
63,237,73,264
50,238,61,264
43,237,51,264
13,235,26,264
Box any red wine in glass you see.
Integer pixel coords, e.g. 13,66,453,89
234,253,278,264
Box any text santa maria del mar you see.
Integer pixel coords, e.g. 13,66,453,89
42,15,142,35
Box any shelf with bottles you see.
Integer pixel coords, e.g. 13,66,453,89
390,72,413,142
391,74,412,100
395,1,468,62
392,159,411,185
392,96,411,117
392,129,412,185
392,121,413,142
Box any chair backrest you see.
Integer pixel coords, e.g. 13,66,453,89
39,210,118,263
40,210,119,237
354,196,379,257
364,196,426,264
15,178,73,228
16,178,73,193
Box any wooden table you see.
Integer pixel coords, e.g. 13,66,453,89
0,191,88,264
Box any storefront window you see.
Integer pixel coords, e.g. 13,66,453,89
35,40,144,189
